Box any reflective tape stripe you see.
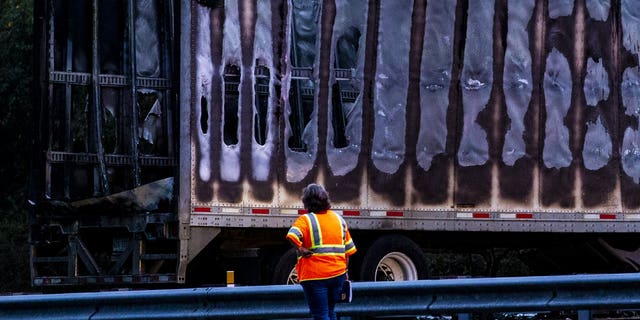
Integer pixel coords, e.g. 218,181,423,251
584,214,616,220
307,214,322,248
345,240,356,253
339,214,347,244
457,212,490,218
370,211,386,217
370,210,404,217
252,208,269,214
197,206,631,223
288,227,303,240
499,213,532,219
311,246,345,254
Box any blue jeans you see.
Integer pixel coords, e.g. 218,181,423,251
300,273,347,320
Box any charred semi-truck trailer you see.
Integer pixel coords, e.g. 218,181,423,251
30,0,640,287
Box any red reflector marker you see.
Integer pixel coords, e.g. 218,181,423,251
516,213,532,219
387,211,403,217
193,207,211,213
473,212,490,219
298,209,308,215
600,214,616,220
343,210,361,216
251,208,270,215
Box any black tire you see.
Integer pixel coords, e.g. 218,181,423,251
272,248,299,284
359,235,429,281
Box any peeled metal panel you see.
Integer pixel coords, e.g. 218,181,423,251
498,0,537,208
247,0,278,203
283,0,321,185
502,0,534,168
365,0,414,208
325,0,366,177
371,0,412,175
193,4,222,203
324,0,369,205
581,0,619,210
215,0,244,203
620,0,640,209
454,0,495,208
219,0,241,184
412,0,457,207
540,0,576,208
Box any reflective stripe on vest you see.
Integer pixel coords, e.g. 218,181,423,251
288,226,303,240
306,212,346,255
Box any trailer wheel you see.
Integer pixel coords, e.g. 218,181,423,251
272,248,299,284
359,235,429,281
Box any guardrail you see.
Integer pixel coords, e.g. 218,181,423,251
2,273,640,319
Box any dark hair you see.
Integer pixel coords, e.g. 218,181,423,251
302,184,331,213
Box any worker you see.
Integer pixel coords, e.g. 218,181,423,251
286,183,357,320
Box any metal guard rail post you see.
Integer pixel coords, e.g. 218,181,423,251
3,273,640,319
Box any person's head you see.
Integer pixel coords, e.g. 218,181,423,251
302,183,331,213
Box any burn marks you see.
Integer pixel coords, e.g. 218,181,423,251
189,0,640,212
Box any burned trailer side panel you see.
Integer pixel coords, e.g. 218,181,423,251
186,0,640,234
30,0,180,287
184,0,634,229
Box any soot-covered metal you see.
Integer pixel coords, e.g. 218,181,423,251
190,0,640,212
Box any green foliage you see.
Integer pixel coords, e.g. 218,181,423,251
0,0,33,292
426,249,531,278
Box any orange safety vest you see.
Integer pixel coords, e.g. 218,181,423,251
286,210,357,282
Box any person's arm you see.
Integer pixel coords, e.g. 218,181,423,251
287,219,313,258
345,256,350,280
288,238,313,258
